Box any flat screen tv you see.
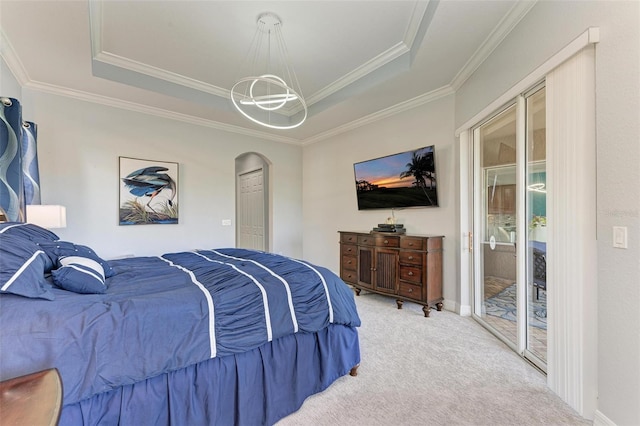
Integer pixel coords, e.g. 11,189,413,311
353,145,438,210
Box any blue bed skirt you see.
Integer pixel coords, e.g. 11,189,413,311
58,324,360,426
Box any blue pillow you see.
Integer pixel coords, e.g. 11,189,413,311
51,256,106,294
0,231,54,274
38,241,115,278
0,222,59,242
0,234,54,300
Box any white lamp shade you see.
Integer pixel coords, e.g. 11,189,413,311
26,205,67,229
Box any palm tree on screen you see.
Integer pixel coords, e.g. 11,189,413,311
400,151,435,204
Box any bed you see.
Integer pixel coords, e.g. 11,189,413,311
0,222,361,425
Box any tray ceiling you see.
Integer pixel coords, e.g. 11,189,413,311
0,1,535,144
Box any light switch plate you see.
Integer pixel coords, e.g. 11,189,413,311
613,226,628,249
222,219,232,226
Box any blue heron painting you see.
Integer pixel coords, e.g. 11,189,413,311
119,158,178,225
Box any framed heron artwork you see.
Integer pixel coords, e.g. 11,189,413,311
119,157,179,225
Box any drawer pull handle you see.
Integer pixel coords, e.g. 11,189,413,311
408,288,413,293
363,239,368,243
347,248,352,252
408,271,414,276
408,256,414,260
347,260,352,264
409,242,413,246
384,240,388,244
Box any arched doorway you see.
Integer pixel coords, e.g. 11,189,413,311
235,153,271,251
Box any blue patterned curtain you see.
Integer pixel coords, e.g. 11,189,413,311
0,97,25,222
21,121,41,205
0,97,41,222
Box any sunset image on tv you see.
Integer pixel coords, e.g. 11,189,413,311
353,146,438,210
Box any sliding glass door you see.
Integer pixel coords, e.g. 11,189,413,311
472,85,547,370
525,87,546,364
473,104,519,348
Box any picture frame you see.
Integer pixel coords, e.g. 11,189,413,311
118,156,179,225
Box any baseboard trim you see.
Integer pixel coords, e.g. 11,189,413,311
593,410,617,426
459,304,471,317
443,300,471,317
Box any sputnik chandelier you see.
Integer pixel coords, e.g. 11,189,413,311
231,12,307,130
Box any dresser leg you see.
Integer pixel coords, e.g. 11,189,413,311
422,305,431,317
396,299,403,309
436,302,443,311
354,287,361,296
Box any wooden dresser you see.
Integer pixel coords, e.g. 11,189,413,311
339,231,444,317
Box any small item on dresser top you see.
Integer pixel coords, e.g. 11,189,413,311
372,223,406,233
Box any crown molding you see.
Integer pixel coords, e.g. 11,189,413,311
450,0,537,90
88,1,229,100
302,85,454,146
5,52,460,147
0,29,30,86
304,1,433,110
87,0,434,119
404,1,431,47
302,41,410,110
21,79,301,145
93,51,230,98
15,75,455,148
88,0,103,59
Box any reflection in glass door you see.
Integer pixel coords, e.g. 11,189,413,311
473,104,519,349
472,86,547,370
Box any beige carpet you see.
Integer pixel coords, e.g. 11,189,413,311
277,292,589,426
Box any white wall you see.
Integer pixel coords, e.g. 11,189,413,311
20,90,303,259
1,57,21,99
302,95,458,303
455,2,640,425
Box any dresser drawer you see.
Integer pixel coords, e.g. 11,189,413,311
357,235,375,246
400,236,424,250
398,281,422,300
399,250,422,266
342,255,357,271
373,235,399,248
400,265,422,284
341,244,357,257
340,268,357,283
340,233,359,244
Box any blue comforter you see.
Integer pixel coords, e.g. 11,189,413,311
0,249,360,405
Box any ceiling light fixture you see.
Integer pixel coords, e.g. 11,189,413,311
527,183,547,193
230,12,307,130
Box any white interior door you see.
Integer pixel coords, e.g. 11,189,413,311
238,168,265,251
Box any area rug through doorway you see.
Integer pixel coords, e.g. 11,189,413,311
484,283,547,329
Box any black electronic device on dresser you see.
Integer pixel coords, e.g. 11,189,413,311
372,223,406,233
338,231,444,317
